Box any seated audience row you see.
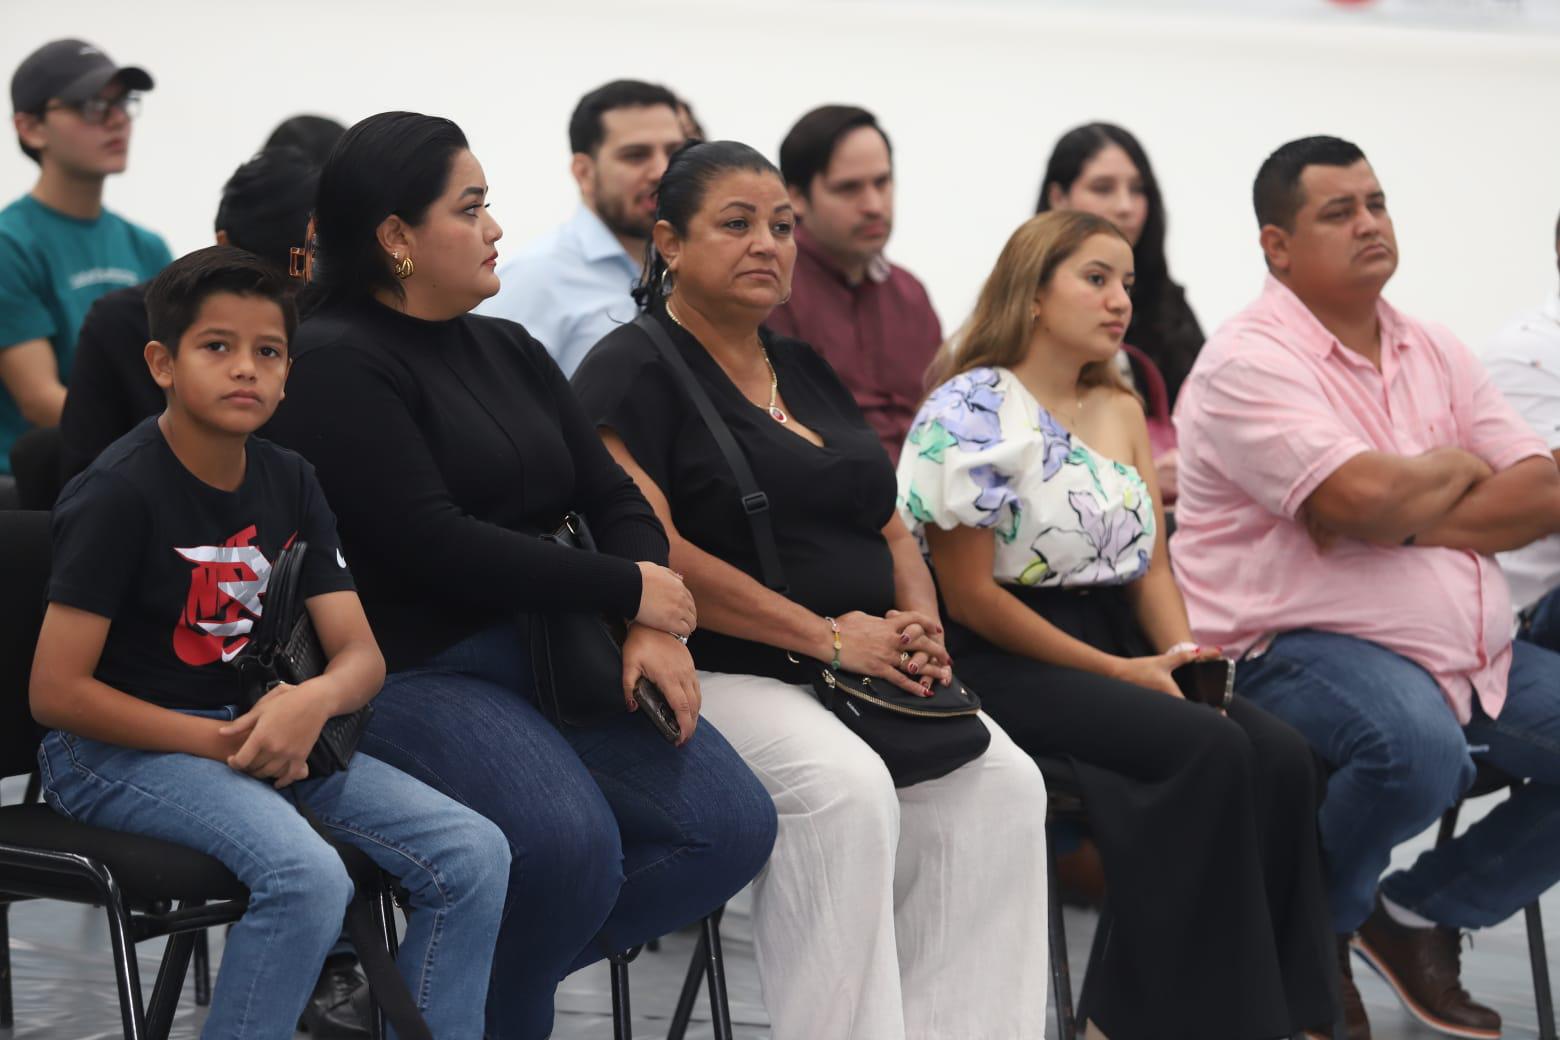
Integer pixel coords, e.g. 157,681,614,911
11,32,1560,1040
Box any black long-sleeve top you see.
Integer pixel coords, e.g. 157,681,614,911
264,297,668,671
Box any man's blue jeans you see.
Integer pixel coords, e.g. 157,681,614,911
361,623,778,1040
1522,586,1560,652
37,714,511,1040
1237,629,1560,933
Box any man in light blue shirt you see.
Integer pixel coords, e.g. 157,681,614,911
482,80,685,374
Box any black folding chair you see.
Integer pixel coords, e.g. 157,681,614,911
1435,762,1557,1040
611,908,734,1040
1033,756,1097,1040
0,510,404,1039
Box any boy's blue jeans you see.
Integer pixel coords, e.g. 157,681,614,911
38,711,510,1040
1237,630,1560,934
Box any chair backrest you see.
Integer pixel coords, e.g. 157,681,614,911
0,511,52,780
10,425,63,511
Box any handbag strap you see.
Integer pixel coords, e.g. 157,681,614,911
633,313,789,594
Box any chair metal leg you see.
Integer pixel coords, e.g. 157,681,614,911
145,930,196,1040
666,927,708,1040
192,928,211,1006
610,951,634,1040
104,898,149,1040
1046,835,1076,1040
701,910,734,1040
1527,900,1557,1040
1435,801,1462,847
1,901,12,1029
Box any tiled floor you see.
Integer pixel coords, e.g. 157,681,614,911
2,780,1554,1038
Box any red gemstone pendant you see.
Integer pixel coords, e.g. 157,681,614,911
769,407,788,424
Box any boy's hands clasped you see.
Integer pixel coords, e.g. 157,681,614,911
219,681,332,788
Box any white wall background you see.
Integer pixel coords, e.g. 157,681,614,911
5,0,1559,347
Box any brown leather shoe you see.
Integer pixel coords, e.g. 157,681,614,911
1354,895,1501,1039
1307,934,1371,1040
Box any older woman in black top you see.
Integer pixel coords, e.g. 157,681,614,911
572,141,1048,1040
264,112,776,1040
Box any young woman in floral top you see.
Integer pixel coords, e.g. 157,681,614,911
899,211,1335,1040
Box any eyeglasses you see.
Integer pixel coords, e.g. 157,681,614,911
44,92,142,125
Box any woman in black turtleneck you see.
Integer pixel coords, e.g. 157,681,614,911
264,111,775,1040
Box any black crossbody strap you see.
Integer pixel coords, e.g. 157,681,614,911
633,314,789,594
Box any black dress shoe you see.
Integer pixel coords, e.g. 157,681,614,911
298,956,373,1038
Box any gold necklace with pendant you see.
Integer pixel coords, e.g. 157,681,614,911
666,299,788,424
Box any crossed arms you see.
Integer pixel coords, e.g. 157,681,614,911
1304,449,1560,554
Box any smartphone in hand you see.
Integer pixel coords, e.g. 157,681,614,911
633,678,682,744
1172,657,1234,710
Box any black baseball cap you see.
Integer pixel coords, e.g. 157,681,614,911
10,39,153,115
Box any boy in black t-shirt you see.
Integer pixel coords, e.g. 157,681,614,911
31,246,508,1039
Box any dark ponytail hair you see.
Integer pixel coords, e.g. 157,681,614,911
311,111,468,308
633,140,783,310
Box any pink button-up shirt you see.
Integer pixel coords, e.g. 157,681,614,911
1172,276,1547,723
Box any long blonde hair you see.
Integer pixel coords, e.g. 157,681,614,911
926,211,1136,398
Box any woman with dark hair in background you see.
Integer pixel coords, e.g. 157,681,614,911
264,111,776,1039
1038,122,1204,500
573,140,1048,1040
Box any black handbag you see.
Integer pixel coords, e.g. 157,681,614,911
529,514,682,741
634,314,990,787
528,514,632,727
232,541,371,779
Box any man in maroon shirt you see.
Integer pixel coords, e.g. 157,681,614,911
770,105,941,463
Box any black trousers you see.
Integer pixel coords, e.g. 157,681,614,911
954,586,1336,1040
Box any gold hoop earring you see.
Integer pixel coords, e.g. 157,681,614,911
393,252,415,280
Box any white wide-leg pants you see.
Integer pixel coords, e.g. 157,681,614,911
697,670,1050,1040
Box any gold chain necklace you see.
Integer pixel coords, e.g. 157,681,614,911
666,299,788,424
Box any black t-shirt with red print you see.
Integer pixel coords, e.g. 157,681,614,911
49,416,356,711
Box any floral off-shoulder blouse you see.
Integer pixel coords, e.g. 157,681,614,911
896,366,1155,587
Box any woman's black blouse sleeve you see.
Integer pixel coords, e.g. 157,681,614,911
268,338,649,619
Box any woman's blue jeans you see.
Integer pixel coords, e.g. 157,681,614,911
360,623,778,1039
38,714,510,1040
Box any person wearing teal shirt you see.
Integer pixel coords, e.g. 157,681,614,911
2,38,170,483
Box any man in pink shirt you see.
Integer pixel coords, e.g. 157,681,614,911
1174,136,1560,1040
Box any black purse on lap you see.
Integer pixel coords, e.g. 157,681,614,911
529,514,682,742
634,314,989,787
232,541,372,779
